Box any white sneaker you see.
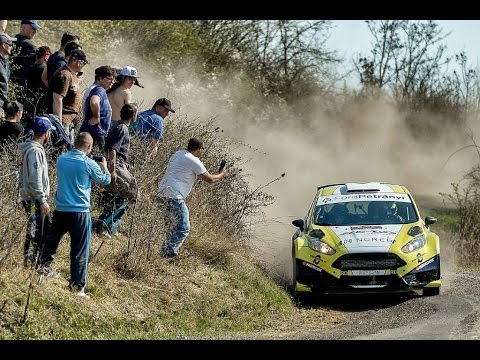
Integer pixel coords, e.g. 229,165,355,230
76,288,90,299
96,229,111,239
38,266,61,279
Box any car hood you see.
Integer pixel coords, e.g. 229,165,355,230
328,224,404,253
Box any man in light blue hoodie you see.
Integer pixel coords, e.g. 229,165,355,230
39,132,111,298
18,116,54,266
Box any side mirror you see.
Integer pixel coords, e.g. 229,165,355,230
425,216,437,228
292,219,305,231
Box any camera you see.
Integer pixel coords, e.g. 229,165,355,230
91,155,105,162
219,159,227,172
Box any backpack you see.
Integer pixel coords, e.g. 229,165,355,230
43,114,74,150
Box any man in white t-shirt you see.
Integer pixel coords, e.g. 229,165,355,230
158,138,226,257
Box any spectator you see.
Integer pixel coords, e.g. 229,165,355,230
11,20,42,86
95,103,138,237
18,116,54,266
79,65,116,149
45,49,88,143
107,66,144,121
38,132,111,298
0,33,16,108
157,138,226,257
134,98,175,157
41,32,80,86
26,45,50,92
0,101,24,148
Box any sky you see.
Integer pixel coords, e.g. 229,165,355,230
327,20,480,86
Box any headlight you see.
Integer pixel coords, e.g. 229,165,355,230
401,234,426,253
308,238,336,255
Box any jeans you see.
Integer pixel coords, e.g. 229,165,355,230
97,191,129,235
40,211,92,288
22,199,52,264
162,198,190,256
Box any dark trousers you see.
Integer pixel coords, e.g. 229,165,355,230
40,211,92,288
97,191,129,236
22,199,52,262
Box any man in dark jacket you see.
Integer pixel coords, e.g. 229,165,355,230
11,20,42,86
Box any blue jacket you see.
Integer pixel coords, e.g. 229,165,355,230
55,149,111,212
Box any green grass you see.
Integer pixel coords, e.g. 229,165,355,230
0,239,295,339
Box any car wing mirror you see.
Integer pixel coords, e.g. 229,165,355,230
292,219,304,231
425,216,437,228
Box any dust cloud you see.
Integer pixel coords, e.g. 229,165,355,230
88,42,478,281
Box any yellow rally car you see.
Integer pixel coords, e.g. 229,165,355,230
291,182,441,297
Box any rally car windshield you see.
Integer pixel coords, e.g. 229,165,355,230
314,200,418,226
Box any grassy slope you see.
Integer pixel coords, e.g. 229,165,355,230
0,233,345,339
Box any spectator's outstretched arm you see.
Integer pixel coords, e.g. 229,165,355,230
199,169,226,184
87,158,111,186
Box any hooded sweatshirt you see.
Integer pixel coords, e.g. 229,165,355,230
18,139,50,204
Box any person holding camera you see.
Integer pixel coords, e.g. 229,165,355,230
38,132,111,298
157,138,226,258
95,103,138,238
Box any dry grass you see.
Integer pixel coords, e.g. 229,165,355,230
0,116,303,339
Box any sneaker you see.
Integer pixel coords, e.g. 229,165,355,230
76,288,90,299
69,284,90,299
38,266,60,279
96,228,111,239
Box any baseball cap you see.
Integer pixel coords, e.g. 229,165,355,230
36,46,51,57
153,98,175,113
119,66,144,88
0,33,17,46
69,49,89,64
21,20,42,30
32,116,55,133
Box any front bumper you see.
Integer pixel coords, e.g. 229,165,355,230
295,254,441,294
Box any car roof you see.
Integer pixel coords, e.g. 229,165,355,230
317,182,410,197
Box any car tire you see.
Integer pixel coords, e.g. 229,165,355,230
423,287,440,296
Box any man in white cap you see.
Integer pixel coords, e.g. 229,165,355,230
0,33,17,108
107,65,144,121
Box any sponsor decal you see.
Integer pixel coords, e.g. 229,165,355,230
352,270,386,276
317,193,410,205
411,252,426,262
331,225,402,251
416,257,434,270
303,262,323,273
342,269,397,276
